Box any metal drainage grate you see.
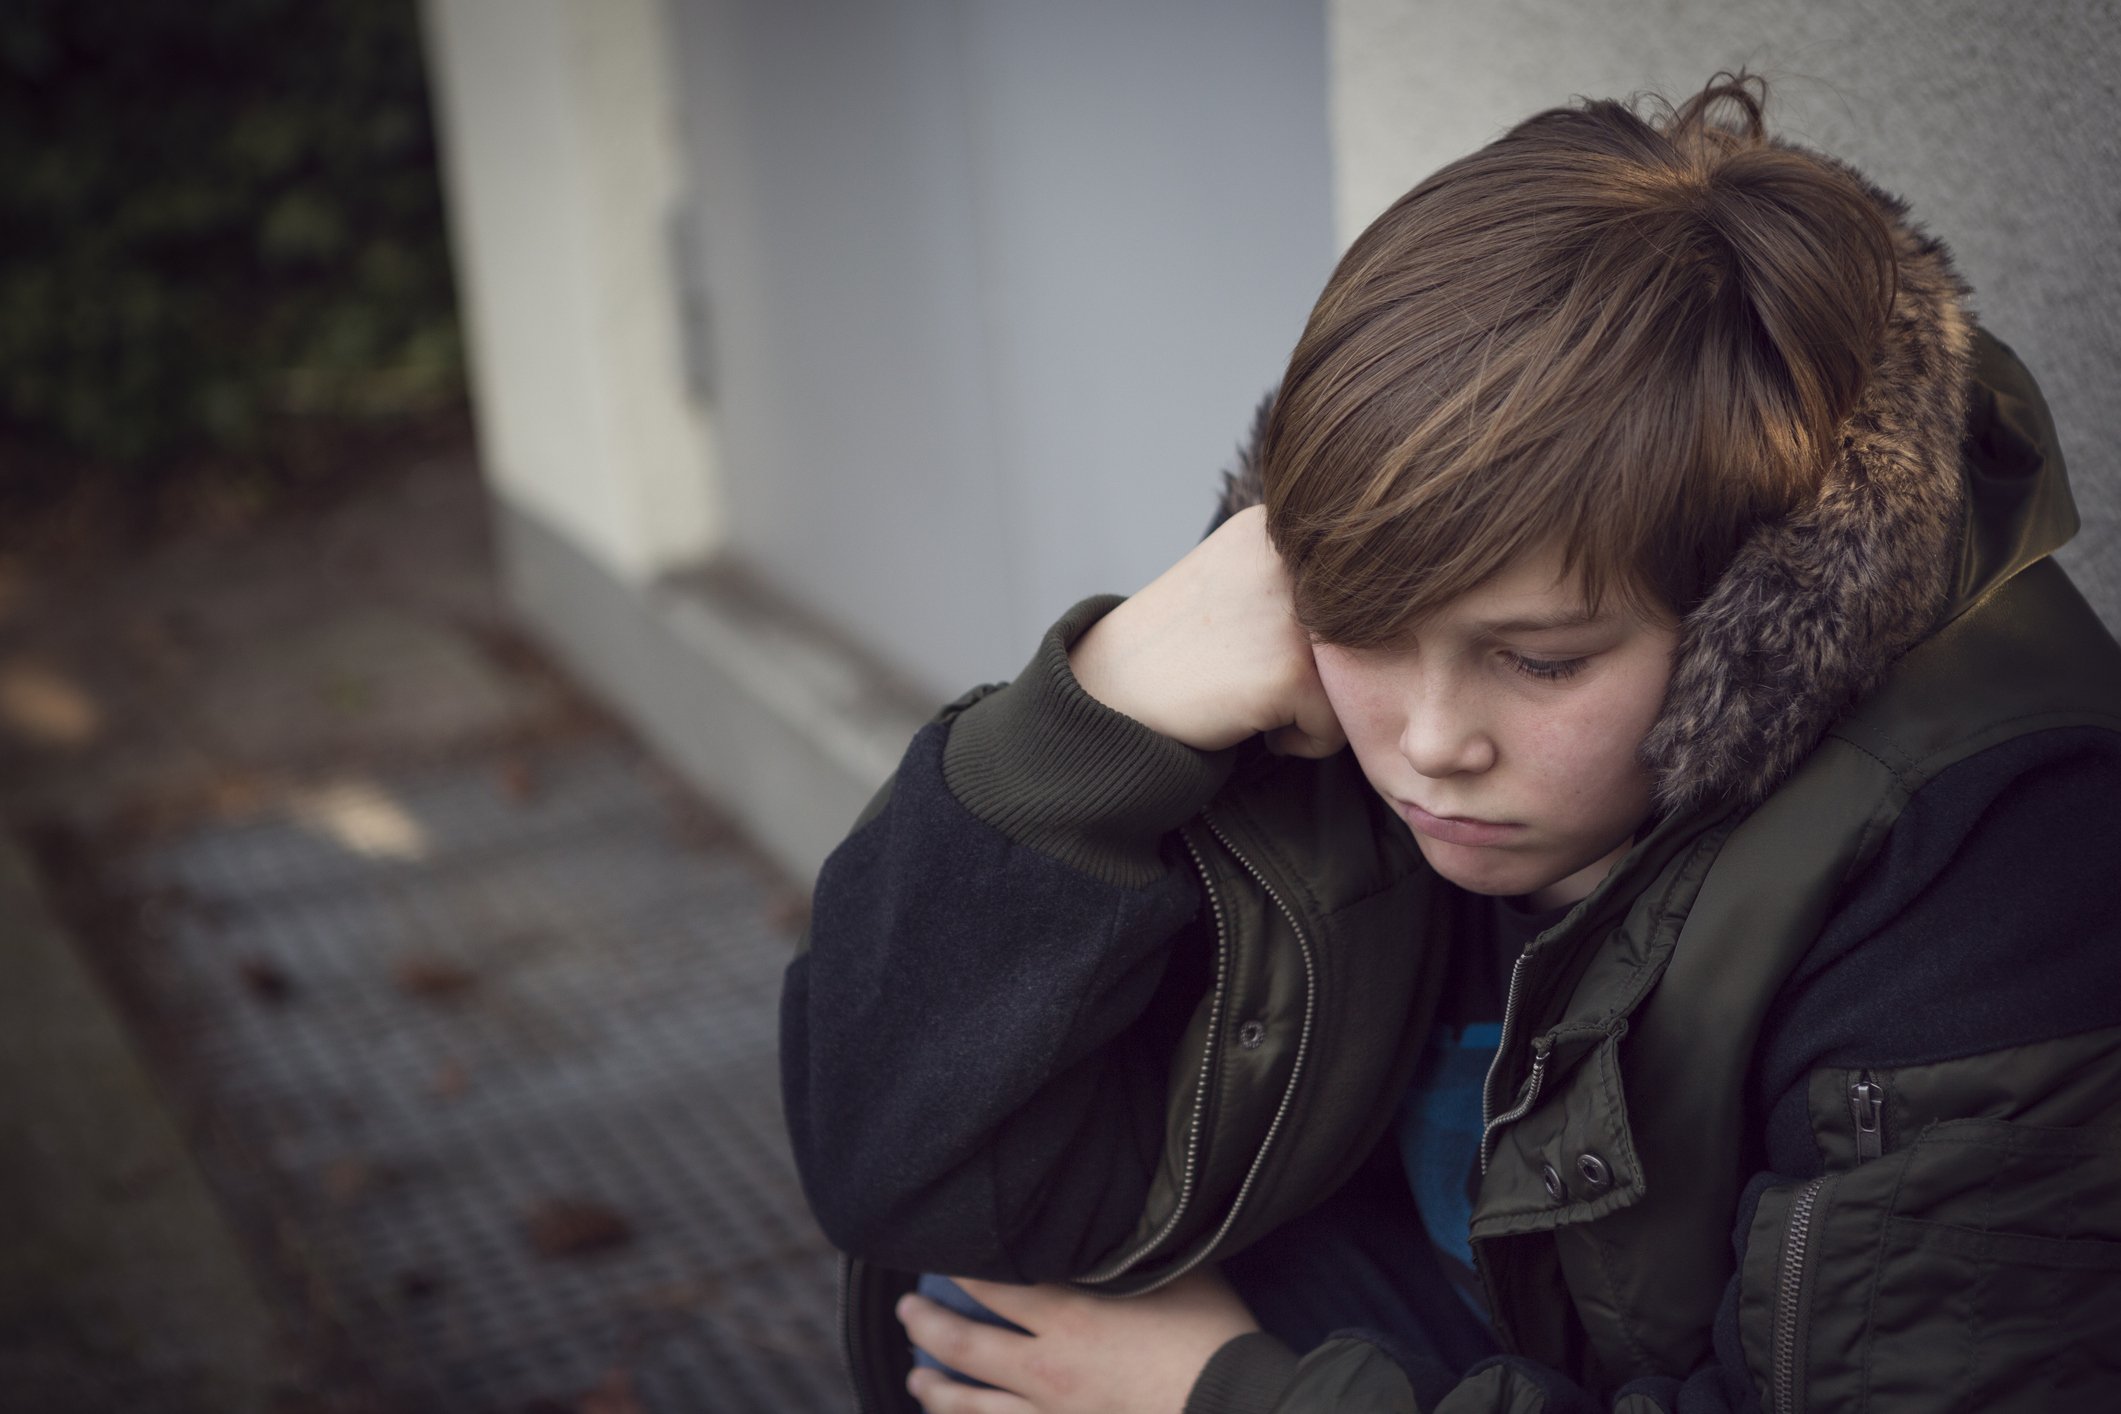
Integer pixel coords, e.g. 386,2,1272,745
116,740,849,1412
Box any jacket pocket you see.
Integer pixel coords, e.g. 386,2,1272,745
1742,1116,2121,1413
1859,1119,2121,1409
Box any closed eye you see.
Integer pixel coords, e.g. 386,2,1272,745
1508,653,1587,682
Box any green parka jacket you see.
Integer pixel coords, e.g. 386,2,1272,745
797,282,2121,1408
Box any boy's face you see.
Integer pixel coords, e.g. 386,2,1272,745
1311,543,1679,911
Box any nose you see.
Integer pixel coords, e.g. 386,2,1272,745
1396,670,1496,778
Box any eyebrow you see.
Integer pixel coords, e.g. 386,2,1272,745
1470,609,1609,635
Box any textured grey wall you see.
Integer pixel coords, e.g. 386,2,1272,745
1333,0,2121,628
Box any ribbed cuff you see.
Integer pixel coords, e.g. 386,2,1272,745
942,594,1238,887
1184,1332,1300,1414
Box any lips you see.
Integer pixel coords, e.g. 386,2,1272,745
1397,799,1522,847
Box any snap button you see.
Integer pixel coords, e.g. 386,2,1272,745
1539,1161,1566,1204
1237,1020,1266,1050
1576,1152,1612,1192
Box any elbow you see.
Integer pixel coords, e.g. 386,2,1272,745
790,1136,1004,1276
779,1046,982,1271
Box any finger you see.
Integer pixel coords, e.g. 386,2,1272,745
905,1365,1036,1414
1292,675,1349,753
1263,724,1332,757
1264,714,1346,758
1269,677,1347,758
896,1293,1037,1392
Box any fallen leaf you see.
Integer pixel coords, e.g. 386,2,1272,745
628,1276,723,1312
392,956,477,1000
525,1198,634,1259
576,1369,642,1414
430,1058,470,1100
207,771,269,820
495,757,538,804
238,956,295,1003
396,1267,443,1302
322,1157,378,1206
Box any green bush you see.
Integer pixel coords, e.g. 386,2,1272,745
0,0,464,476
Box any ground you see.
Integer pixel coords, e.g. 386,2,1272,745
0,440,842,1412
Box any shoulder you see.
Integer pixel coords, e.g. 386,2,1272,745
1759,724,2121,1089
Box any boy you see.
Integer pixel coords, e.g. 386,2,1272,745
783,74,2121,1412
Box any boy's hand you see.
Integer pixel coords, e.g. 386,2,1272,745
897,1269,1262,1414
1068,505,1346,758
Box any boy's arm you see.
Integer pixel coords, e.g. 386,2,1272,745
783,505,1344,1281
781,593,1238,1281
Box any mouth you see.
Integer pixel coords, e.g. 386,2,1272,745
1396,799,1522,848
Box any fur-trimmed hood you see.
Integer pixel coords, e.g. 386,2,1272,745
1215,170,2079,813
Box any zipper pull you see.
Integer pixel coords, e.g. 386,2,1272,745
1848,1073,1883,1163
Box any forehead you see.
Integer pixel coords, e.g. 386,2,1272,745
1436,542,1606,633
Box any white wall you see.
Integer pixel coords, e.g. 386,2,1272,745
421,0,721,586
1330,0,2121,627
667,0,1337,697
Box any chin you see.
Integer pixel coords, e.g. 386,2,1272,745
1412,835,1548,899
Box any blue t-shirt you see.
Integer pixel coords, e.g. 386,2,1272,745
1397,1019,1504,1269
1395,893,1569,1319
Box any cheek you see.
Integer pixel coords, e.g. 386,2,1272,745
1312,657,1406,785
1313,653,1390,740
1517,679,1667,806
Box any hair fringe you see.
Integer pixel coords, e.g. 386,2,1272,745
1261,69,1904,647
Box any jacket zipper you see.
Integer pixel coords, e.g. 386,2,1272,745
1478,1036,1550,1175
1077,817,1318,1293
1848,1071,1884,1163
1070,829,1232,1285
1143,817,1320,1290
1770,1175,1827,1414
1478,947,1543,1174
1770,1071,1884,1414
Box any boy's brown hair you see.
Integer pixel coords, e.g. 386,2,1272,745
1262,72,1901,644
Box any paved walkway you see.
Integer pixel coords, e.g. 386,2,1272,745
0,447,844,1411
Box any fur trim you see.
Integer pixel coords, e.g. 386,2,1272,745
1214,165,1976,812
